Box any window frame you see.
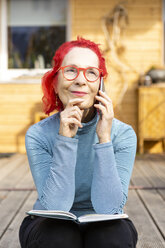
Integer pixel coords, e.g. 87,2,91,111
0,0,71,82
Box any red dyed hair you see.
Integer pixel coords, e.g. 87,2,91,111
42,37,108,115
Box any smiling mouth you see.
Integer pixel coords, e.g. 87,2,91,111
71,91,87,97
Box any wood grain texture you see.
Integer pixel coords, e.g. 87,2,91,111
71,0,163,153
138,86,165,154
0,0,163,153
125,190,165,248
0,84,43,153
0,153,165,247
0,191,37,248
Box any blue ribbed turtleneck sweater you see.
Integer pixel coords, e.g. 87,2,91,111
25,111,137,217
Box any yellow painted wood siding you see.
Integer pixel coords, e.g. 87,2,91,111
71,0,163,135
0,84,43,153
0,0,163,153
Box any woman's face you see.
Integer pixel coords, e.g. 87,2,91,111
55,47,100,110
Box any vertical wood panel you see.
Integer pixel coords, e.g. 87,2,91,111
0,0,163,153
71,0,163,153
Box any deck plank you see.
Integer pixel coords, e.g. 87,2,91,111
15,169,34,189
137,189,165,239
0,191,30,239
0,153,165,247
0,158,10,168
149,159,165,182
0,191,37,248
131,160,152,187
0,154,27,183
0,154,34,190
125,190,165,247
147,159,165,200
158,190,165,201
133,157,165,188
0,158,28,189
0,191,9,204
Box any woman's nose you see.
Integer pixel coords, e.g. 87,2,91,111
75,70,87,84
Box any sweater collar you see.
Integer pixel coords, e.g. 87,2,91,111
77,111,99,134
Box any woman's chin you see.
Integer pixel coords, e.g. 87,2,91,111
79,104,95,111
78,102,91,109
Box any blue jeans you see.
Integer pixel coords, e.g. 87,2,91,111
19,215,138,248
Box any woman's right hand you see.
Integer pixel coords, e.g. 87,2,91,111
59,98,84,138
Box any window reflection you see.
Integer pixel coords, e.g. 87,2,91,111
8,26,65,69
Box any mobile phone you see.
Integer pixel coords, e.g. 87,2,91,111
98,77,105,119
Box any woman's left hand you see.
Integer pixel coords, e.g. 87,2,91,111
94,90,114,144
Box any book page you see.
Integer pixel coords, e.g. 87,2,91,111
27,210,77,220
78,213,129,223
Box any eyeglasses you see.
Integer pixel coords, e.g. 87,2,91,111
58,65,103,82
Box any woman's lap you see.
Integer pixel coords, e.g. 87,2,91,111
19,216,83,248
19,215,138,248
82,218,138,248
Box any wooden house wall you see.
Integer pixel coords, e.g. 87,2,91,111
0,84,43,153
0,0,163,153
71,0,163,152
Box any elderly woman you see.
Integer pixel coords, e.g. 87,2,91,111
19,37,138,248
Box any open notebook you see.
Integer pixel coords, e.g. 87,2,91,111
26,210,128,223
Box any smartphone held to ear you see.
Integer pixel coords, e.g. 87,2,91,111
98,77,105,119
99,77,105,92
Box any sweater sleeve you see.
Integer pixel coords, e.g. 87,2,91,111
25,125,78,211
91,125,137,214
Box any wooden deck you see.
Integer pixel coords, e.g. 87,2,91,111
0,153,165,248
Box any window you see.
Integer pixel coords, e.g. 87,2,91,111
0,0,69,79
7,0,67,69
